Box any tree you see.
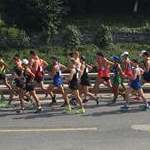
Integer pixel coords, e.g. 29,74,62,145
0,0,66,36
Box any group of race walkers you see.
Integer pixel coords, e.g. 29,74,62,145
0,49,150,114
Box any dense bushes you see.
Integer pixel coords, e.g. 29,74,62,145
0,27,30,48
63,24,82,50
94,25,113,47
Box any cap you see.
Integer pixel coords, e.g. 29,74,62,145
140,50,149,57
22,59,29,65
111,55,119,61
121,51,129,57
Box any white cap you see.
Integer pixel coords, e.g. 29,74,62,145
140,50,146,57
121,51,129,57
22,59,29,65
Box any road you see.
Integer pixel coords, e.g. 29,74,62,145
0,94,150,150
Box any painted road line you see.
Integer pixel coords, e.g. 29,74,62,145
0,127,98,133
131,124,150,131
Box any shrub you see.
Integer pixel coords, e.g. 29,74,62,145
0,27,30,48
63,24,82,50
94,24,113,47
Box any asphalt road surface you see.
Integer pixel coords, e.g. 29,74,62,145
0,94,150,150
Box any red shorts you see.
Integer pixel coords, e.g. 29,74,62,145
124,70,133,76
98,70,110,78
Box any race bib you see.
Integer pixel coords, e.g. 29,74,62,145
40,66,43,72
86,67,89,73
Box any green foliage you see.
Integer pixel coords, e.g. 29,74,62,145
94,25,113,47
1,0,66,40
63,24,82,50
0,27,30,48
43,0,66,43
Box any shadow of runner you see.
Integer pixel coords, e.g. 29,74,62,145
82,107,146,117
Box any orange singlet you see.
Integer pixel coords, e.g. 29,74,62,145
97,61,110,80
124,60,133,77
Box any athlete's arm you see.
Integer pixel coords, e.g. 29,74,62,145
69,69,75,81
26,68,35,82
42,60,49,69
131,69,138,80
51,65,58,78
118,64,124,77
60,64,68,72
80,64,85,77
86,64,93,72
144,61,150,73
106,59,114,66
28,59,34,69
0,59,10,70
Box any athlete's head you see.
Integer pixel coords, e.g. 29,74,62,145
51,56,57,64
69,52,74,58
96,52,104,61
121,51,129,59
22,59,29,68
69,58,76,68
29,50,38,59
80,55,86,63
73,51,80,59
13,54,21,65
132,59,139,67
140,50,149,59
111,55,119,63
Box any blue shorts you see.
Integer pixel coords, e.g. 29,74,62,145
131,83,141,90
53,78,62,86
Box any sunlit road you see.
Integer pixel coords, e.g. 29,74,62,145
0,94,150,150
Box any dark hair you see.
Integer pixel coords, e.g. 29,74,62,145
51,56,57,61
143,51,149,57
132,59,139,64
70,58,76,65
69,52,73,57
96,52,104,57
14,54,20,58
80,55,86,61
13,54,20,61
30,50,37,56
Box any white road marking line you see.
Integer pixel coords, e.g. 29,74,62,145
131,124,150,131
0,127,98,133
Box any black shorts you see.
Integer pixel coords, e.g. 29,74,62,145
0,73,6,80
15,79,24,88
24,83,34,92
101,77,110,81
80,79,91,86
34,75,43,83
69,85,78,91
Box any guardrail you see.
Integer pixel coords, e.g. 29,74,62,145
1,73,150,94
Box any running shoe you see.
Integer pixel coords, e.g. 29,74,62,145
34,108,43,113
1,96,6,101
60,102,67,107
83,99,88,103
141,105,150,111
70,97,77,106
16,108,25,114
63,106,72,113
28,101,37,108
132,97,142,101
95,97,99,106
107,100,116,106
76,108,85,114
0,102,9,108
49,101,57,107
120,105,129,111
